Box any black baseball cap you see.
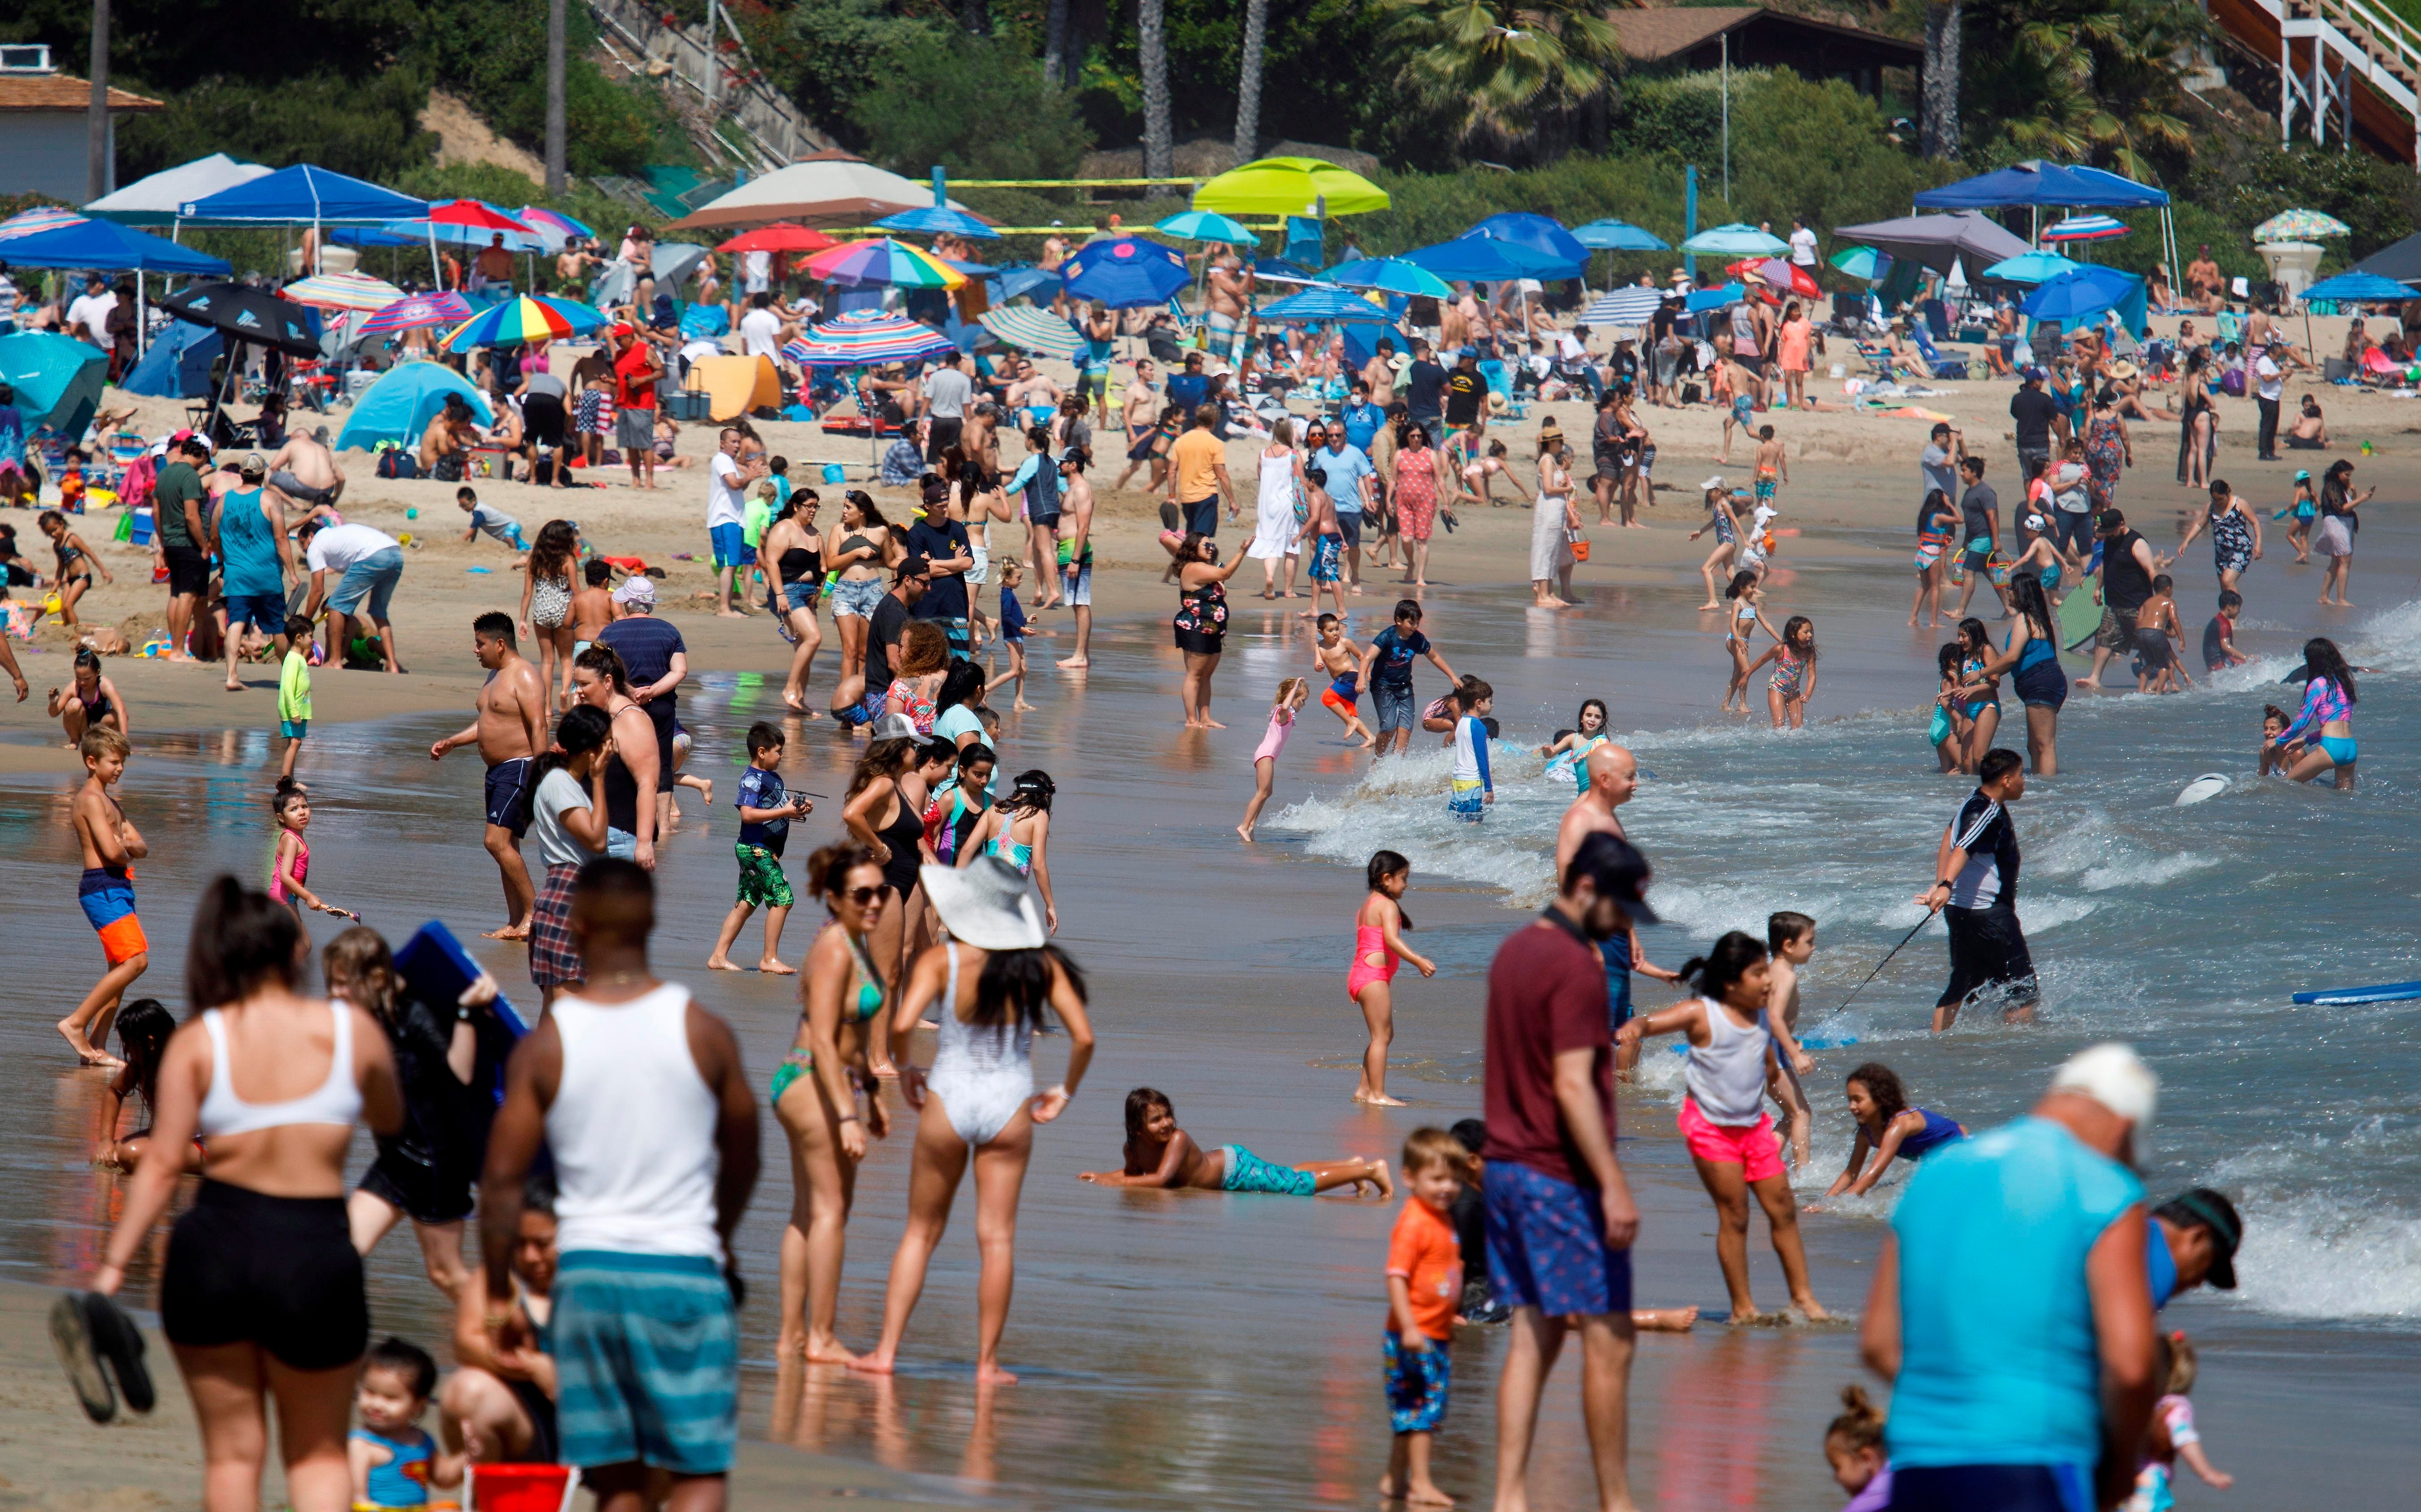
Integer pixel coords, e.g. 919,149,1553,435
1567,832,1658,923
2155,1187,2243,1290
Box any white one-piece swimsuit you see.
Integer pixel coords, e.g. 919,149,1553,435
926,941,1035,1146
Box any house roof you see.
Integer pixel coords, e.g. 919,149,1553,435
0,73,164,113
1612,6,1922,65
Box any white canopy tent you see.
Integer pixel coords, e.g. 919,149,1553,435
84,154,272,228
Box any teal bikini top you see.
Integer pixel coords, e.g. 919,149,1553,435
844,934,885,1021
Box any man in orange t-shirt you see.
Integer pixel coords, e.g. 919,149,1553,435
1164,404,1232,537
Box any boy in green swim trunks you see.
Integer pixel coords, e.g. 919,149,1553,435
1079,1087,1394,1197
706,723,811,974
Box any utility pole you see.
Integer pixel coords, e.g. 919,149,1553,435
86,0,110,201
545,0,567,195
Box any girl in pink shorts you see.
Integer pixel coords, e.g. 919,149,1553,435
1618,930,1827,1322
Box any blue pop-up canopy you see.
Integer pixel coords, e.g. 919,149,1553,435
2021,266,2144,325
180,164,428,224
0,216,230,274
1402,236,1569,282
335,364,493,453
1915,160,2170,209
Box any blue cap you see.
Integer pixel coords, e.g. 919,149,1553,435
1459,345,1479,359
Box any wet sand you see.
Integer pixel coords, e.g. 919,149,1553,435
3,352,2420,1506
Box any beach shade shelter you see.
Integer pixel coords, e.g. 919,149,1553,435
2042,214,2127,243
1582,286,1666,325
2020,265,2143,325
84,154,272,226
1980,250,2086,284
284,270,407,312
1062,237,1191,308
0,332,108,437
0,215,230,276
335,363,493,453
1679,223,1789,257
1461,213,1589,279
1157,210,1259,245
1327,257,1455,298
177,164,426,227
359,291,474,337
1912,159,2175,287
1192,157,1390,217
803,238,965,289
1573,219,1670,251
120,318,217,399
1829,245,1891,281
1834,212,2030,277
440,295,609,352
160,282,324,356
662,150,976,232
1257,285,1388,321
976,307,1087,360
717,224,837,255
2253,208,2351,242
685,354,783,422
0,206,96,239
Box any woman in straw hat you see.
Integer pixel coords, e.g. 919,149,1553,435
852,858,1094,1384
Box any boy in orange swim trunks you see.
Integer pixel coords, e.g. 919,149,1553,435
65,725,148,1067
1312,613,1374,746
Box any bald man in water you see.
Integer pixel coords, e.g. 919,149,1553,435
1556,745,1675,1068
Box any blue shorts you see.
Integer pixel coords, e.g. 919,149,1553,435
829,576,885,621
328,547,404,620
1220,1144,1315,1196
606,827,638,860
553,1252,737,1475
1183,497,1219,537
225,592,287,632
1310,533,1342,583
1383,1331,1451,1435
483,756,533,836
1483,1159,1632,1317
1604,934,1633,1032
280,719,308,741
1336,511,1362,549
1887,1464,2092,1512
710,522,753,570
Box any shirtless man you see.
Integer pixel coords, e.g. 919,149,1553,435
420,396,481,481
264,427,346,523
1122,360,1159,454
430,612,549,939
1004,360,1062,423
1206,249,1252,365
473,233,516,293
962,402,1002,474
1362,339,1397,408
1553,745,1675,1070
569,559,615,659
1055,450,1097,669
2184,246,2224,311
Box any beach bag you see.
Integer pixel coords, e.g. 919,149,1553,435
1927,705,1952,747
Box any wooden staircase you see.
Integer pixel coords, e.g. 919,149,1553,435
2208,0,2421,165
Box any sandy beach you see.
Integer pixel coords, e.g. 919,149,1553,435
3,336,2419,1508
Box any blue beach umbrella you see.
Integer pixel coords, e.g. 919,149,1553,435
1327,257,1455,298
1829,245,1891,282
1061,236,1190,308
2300,271,2415,303
1156,210,1258,244
0,331,108,436
1460,212,1589,277
1572,219,1670,252
2019,266,2139,323
875,205,1000,241
1981,250,2086,284
1256,285,1389,321
1402,236,1568,282
1678,223,1789,257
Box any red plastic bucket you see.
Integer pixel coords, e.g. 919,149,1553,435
471,1463,573,1512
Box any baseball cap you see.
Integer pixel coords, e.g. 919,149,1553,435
2024,512,2047,532
611,576,656,607
610,322,634,339
869,712,921,741
895,554,931,581
1458,345,1478,359
1565,832,1659,923
239,453,267,480
1700,474,1726,492
2154,1187,2243,1290
2024,365,2048,381
2048,1043,2158,1131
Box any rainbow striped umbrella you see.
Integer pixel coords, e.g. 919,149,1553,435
788,308,958,366
2042,214,2128,243
441,294,609,351
360,290,475,336
0,207,89,240
516,207,593,248
284,270,407,312
801,237,965,290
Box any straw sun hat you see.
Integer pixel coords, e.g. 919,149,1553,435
920,857,1047,950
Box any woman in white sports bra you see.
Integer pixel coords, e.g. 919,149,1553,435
1618,929,1825,1324
91,875,402,1512
852,858,1093,1384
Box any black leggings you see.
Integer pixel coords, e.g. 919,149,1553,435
162,1180,367,1371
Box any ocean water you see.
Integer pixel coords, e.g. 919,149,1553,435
1272,594,2421,1328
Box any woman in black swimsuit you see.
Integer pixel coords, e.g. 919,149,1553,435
49,647,128,747
840,737,928,1076
760,491,824,713
1162,531,1248,729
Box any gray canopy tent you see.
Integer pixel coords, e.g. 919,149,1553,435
1833,212,2031,276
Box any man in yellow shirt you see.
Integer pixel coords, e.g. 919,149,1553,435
1165,404,1234,538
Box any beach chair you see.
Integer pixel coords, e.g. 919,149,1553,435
1478,358,1526,419
1907,325,1970,381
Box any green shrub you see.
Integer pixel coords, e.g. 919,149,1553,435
856,32,1092,181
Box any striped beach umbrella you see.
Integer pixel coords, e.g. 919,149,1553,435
801,237,965,289
977,307,1088,360
788,308,958,366
516,207,593,248
0,207,89,240
283,270,407,312
2042,214,2128,243
441,294,609,351
1583,286,1666,325
359,291,475,336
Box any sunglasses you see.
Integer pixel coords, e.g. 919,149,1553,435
835,885,883,906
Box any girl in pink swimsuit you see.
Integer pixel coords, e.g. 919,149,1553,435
1237,677,1307,841
1350,850,1435,1106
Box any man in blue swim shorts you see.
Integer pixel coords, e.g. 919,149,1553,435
1481,832,1658,1512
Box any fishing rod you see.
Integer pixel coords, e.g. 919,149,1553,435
1832,913,1935,1016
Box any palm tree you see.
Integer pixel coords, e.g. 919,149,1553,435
2004,0,2204,178
1384,0,1623,159
545,0,567,195
1044,0,1072,86
1234,0,1268,162
1922,0,1960,160
1141,0,1171,177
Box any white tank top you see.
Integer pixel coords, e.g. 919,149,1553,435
197,1001,362,1137
547,983,724,1260
1683,996,1774,1126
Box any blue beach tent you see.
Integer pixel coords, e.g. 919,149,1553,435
121,320,219,399
180,164,428,224
335,364,493,453
0,217,230,275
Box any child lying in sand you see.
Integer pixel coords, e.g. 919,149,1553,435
1079,1087,1393,1196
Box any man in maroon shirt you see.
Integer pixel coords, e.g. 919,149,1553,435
1483,831,1656,1512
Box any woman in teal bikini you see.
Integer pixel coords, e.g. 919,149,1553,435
773,843,895,1365
959,770,1057,932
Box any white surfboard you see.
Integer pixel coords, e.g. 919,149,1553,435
2174,773,2231,807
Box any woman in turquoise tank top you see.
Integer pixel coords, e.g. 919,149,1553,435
773,842,894,1365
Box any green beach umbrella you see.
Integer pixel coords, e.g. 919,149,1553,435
2251,208,2351,241
1830,245,1890,281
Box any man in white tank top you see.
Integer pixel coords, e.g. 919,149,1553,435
478,860,760,1509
